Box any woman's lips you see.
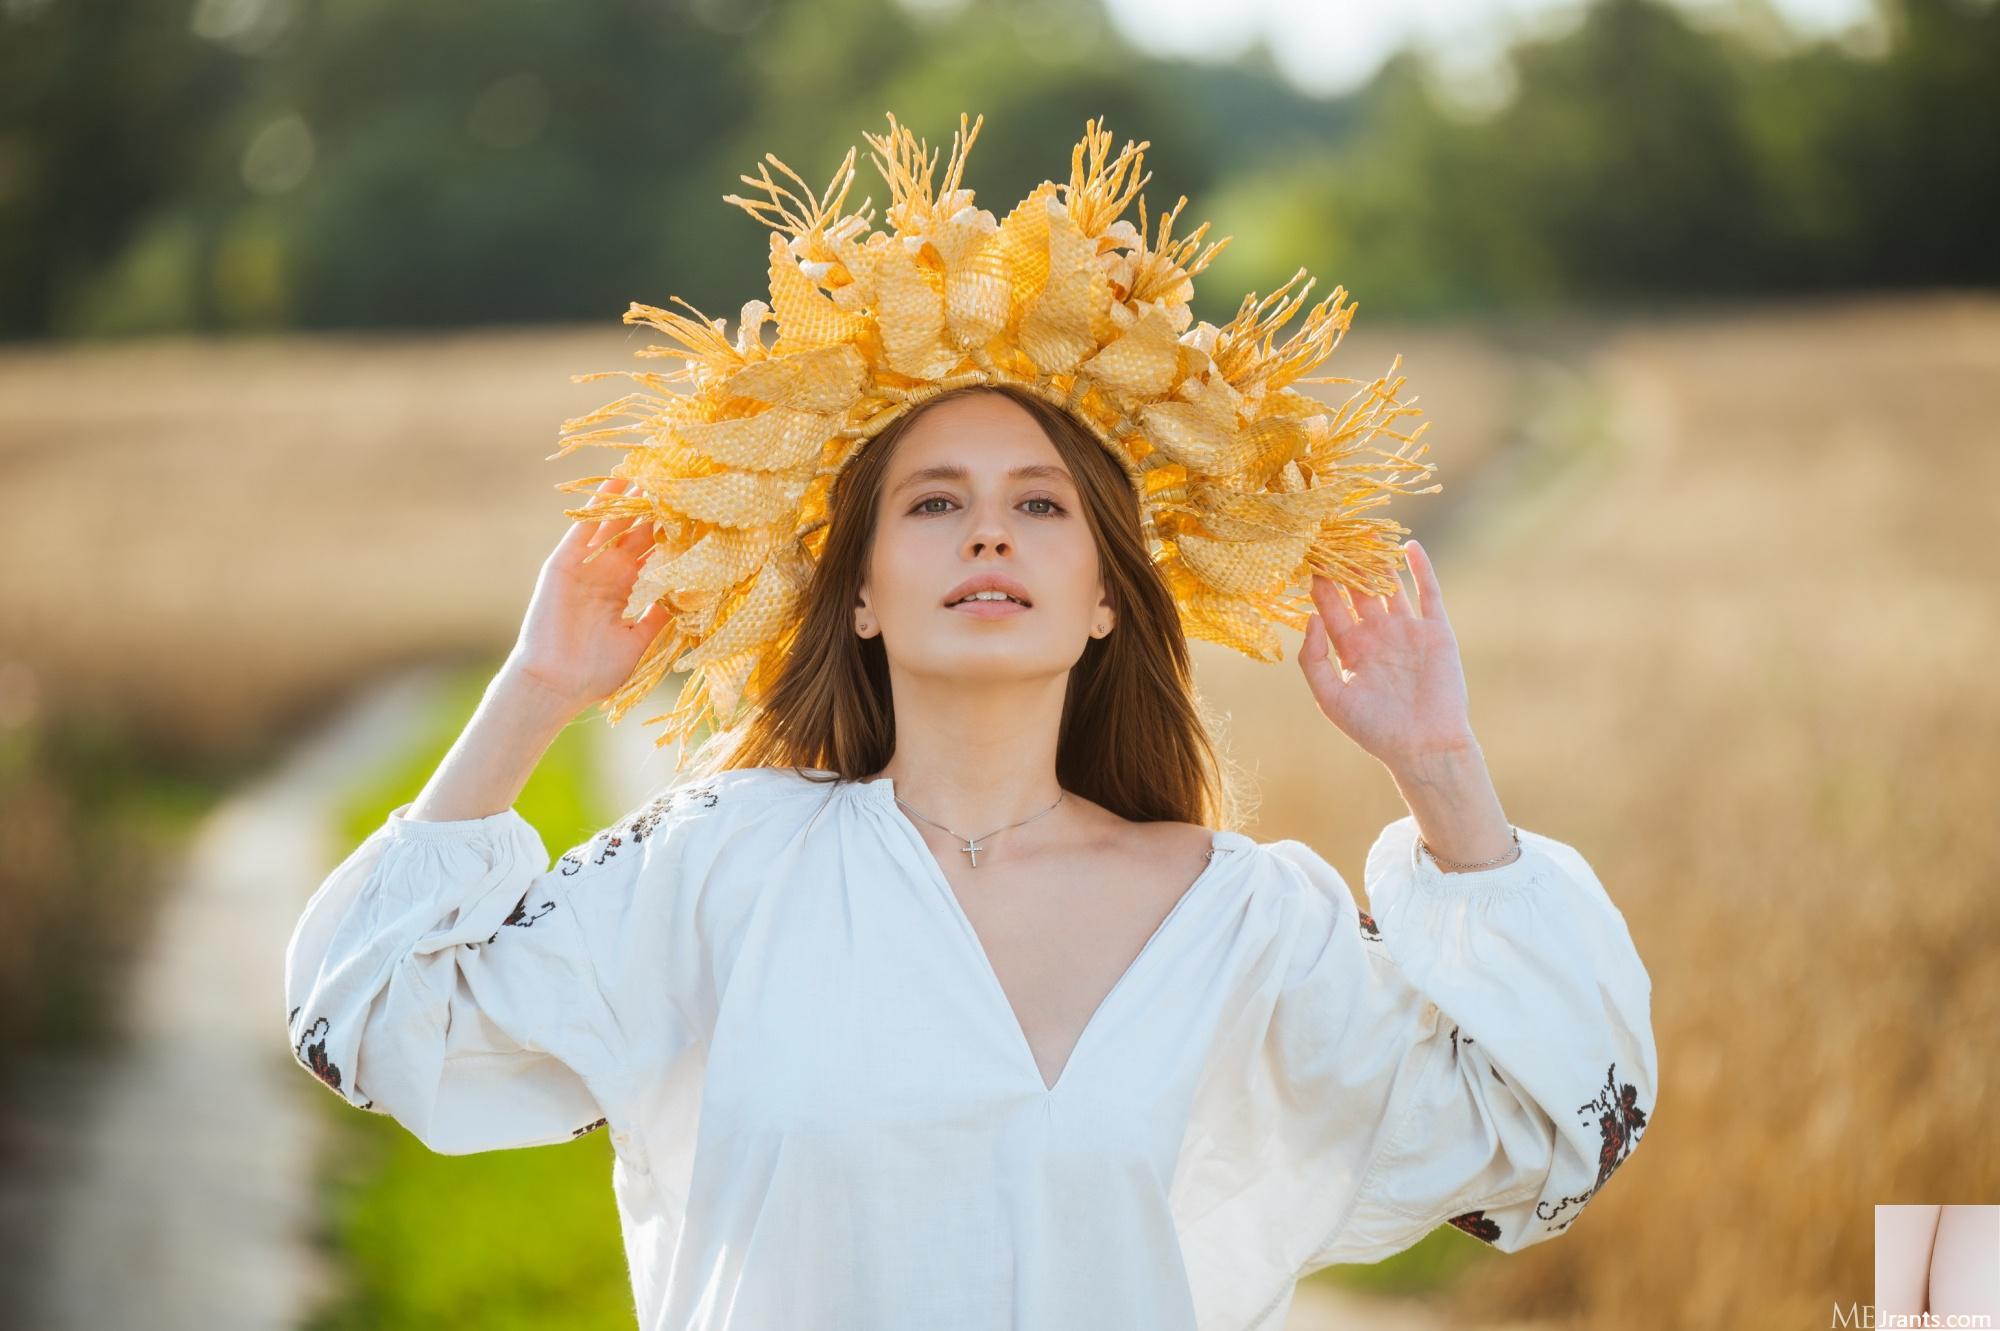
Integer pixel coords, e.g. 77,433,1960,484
947,598,1031,618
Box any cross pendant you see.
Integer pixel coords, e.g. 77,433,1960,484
960,838,985,867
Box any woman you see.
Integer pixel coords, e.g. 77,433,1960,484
284,114,1657,1331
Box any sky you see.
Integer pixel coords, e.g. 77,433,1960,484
981,0,1888,114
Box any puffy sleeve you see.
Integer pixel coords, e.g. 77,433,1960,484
282,779,723,1158
1173,814,1657,1330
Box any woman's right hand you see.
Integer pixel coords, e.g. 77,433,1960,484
502,475,670,712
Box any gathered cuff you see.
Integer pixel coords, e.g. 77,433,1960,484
1394,816,1550,899
384,800,532,845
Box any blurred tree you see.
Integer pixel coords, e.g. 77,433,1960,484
0,0,1993,340
1841,0,2000,284
0,0,255,337
260,0,755,329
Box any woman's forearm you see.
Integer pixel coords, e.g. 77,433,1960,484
1382,738,1520,869
404,665,587,823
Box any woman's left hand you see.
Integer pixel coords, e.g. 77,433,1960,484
1296,540,1477,770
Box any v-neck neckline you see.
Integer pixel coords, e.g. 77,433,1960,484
851,773,1245,1096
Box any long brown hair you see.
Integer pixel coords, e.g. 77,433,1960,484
700,382,1243,830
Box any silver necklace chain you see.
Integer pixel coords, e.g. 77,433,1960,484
894,789,1066,868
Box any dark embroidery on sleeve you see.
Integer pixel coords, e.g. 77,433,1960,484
627,799,671,842
1447,1210,1502,1243
504,892,558,929
1444,1023,1504,1086
467,890,560,947
1356,909,1382,942
559,830,627,875
624,779,722,843
292,1014,344,1095
1537,1187,1593,1232
555,778,727,877
571,1116,609,1138
1535,1060,1650,1234
1430,1025,1507,1245
1585,1060,1649,1192
555,777,724,877
289,1011,379,1110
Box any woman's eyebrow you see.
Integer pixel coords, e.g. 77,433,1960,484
891,463,1074,495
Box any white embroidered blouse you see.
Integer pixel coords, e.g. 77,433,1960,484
283,765,1657,1331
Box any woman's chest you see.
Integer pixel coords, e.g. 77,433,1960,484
939,836,1221,1094
696,847,1254,1164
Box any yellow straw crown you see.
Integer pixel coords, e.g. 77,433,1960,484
550,111,1440,762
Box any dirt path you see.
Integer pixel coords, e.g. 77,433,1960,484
4,667,454,1331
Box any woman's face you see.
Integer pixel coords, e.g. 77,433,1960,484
858,392,1114,683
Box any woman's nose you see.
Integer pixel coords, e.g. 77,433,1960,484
962,506,1014,556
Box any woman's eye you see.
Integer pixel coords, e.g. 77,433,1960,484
910,496,1066,516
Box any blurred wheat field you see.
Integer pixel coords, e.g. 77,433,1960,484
1,292,1993,1328
1217,292,2000,1326
0,314,1523,761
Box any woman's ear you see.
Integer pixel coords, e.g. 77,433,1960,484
854,587,876,639
1093,586,1117,638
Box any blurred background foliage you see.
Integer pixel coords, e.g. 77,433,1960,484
3,0,1994,342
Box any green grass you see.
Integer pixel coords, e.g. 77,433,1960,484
305,659,644,1331
329,663,615,854
1311,1221,1498,1297
307,1108,638,1331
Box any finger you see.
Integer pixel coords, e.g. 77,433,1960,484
565,476,619,545
1296,609,1348,700
1299,610,1329,666
587,518,658,573
1405,538,1447,621
585,476,633,546
601,491,650,542
1309,573,1359,640
1312,571,1360,623
627,598,670,635
1322,566,1388,622
611,510,656,559
586,514,648,566
1348,581,1390,621
1382,558,1418,618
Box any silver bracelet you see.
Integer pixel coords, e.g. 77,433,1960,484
1419,825,1522,872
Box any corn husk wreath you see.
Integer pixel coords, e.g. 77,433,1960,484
548,111,1441,767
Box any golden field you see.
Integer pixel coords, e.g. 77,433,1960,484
0,313,1520,763
1220,292,2000,1326
0,292,1993,1327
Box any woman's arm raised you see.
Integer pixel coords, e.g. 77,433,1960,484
282,473,695,1156
409,473,666,823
